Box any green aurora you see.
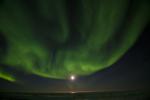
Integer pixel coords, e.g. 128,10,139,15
0,0,150,81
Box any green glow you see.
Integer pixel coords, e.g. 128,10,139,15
0,0,150,80
0,69,15,82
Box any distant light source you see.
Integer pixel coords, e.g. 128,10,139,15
70,75,75,81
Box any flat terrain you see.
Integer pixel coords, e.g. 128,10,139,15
0,90,149,100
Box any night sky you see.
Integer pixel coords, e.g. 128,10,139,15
0,0,150,93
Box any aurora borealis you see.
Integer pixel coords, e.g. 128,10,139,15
0,0,150,81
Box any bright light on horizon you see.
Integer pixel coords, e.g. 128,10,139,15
70,75,76,81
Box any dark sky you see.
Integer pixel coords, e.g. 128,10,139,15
0,23,149,93
0,0,150,93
